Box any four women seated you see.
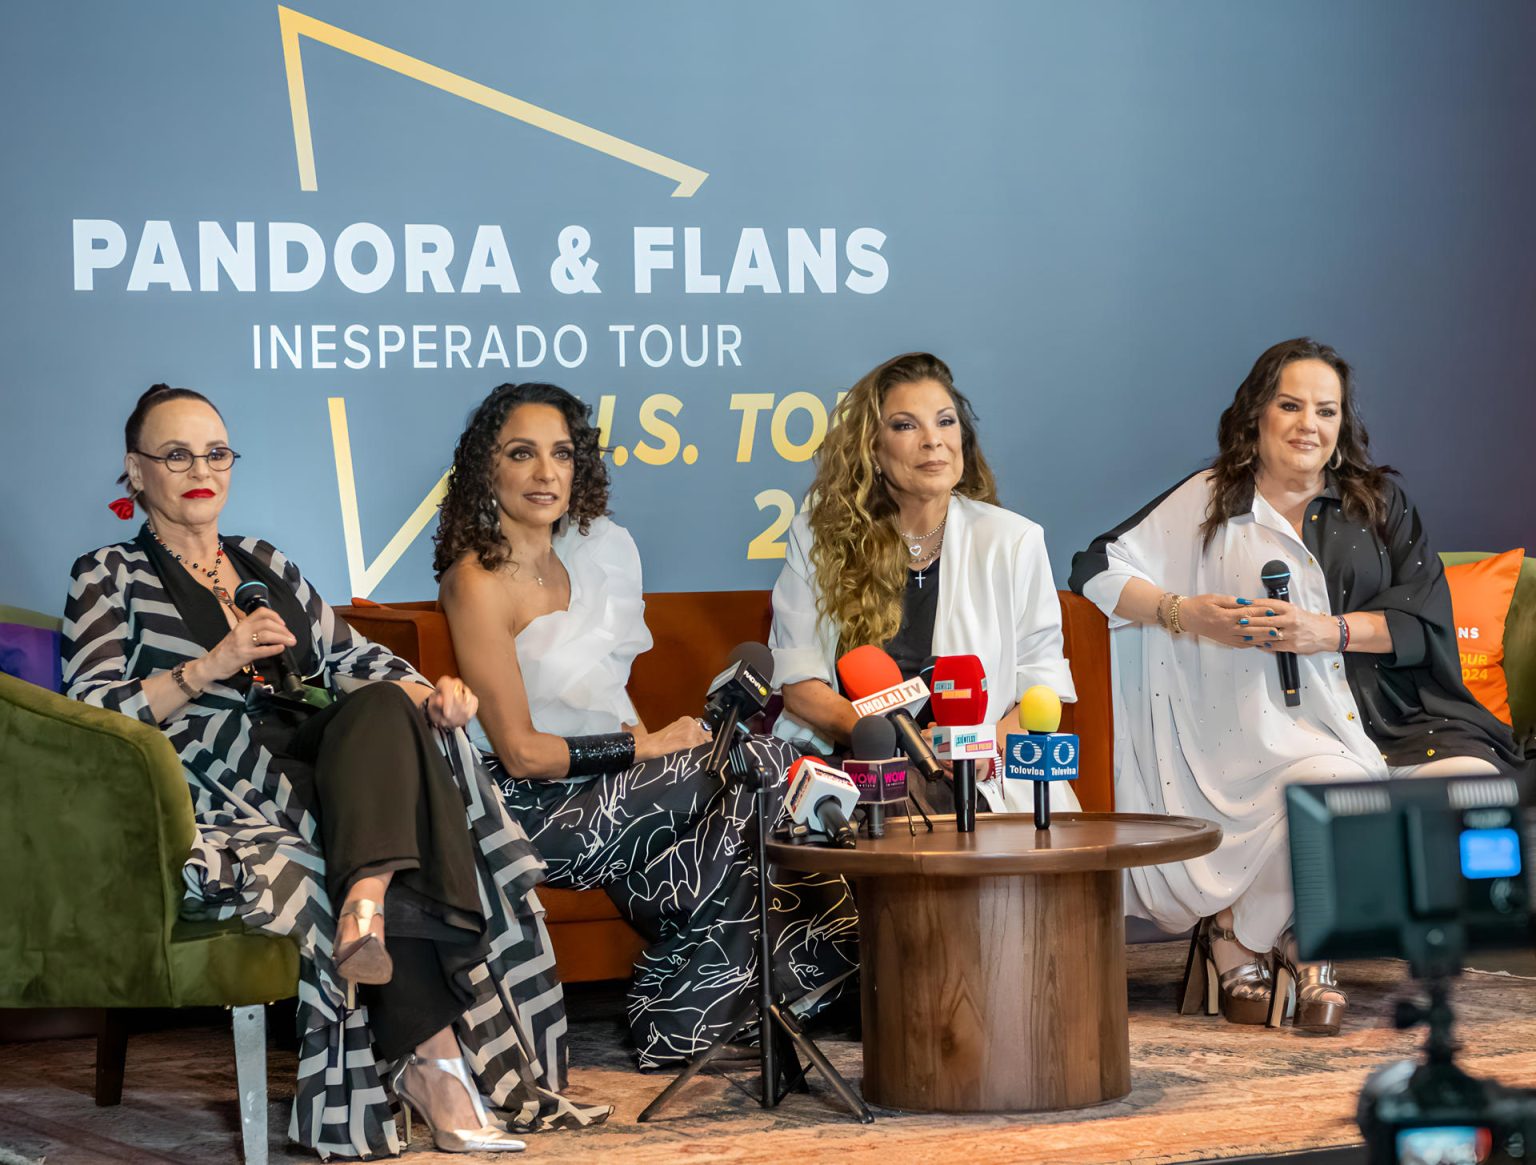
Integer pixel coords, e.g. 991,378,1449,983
60,341,1524,1156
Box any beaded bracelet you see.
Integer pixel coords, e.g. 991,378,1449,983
1167,594,1187,635
1336,615,1350,653
565,732,637,777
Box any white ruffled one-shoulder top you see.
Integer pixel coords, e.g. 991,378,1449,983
513,516,652,737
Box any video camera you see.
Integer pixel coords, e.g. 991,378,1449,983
1286,768,1536,1165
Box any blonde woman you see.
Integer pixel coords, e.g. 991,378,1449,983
769,351,1077,814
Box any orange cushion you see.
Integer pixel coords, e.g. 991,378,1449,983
1445,548,1524,724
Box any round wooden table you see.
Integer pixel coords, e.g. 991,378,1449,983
767,812,1221,1114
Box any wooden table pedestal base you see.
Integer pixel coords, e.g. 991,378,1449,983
858,868,1130,1113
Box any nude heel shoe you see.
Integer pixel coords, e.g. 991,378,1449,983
335,898,392,1008
390,1054,526,1153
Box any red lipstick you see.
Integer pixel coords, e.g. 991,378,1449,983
182,488,215,499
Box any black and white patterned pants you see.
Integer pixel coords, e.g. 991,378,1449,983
494,735,859,1069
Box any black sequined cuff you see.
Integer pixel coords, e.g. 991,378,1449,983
565,732,636,777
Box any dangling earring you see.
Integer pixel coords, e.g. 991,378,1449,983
1328,449,1343,471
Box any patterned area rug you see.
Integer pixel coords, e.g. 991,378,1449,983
2,944,1534,1164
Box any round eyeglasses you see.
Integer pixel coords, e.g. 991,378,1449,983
133,447,241,472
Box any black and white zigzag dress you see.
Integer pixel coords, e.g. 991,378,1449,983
63,531,608,1159
479,518,860,1068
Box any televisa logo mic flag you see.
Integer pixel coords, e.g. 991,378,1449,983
1003,685,1078,829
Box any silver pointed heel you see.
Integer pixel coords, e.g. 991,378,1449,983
390,1054,526,1153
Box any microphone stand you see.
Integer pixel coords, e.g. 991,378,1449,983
638,741,873,1125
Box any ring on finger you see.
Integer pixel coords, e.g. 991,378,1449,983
252,632,260,646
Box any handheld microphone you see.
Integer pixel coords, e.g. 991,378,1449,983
702,642,774,779
231,580,307,696
931,654,991,833
1003,686,1080,830
1260,560,1302,708
845,716,908,839
785,756,858,848
837,645,944,782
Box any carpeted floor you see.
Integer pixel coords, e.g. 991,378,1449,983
2,944,1534,1164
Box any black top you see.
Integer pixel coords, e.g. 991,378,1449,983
881,557,941,722
135,524,319,697
1070,475,1523,770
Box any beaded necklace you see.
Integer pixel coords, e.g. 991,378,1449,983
149,525,235,612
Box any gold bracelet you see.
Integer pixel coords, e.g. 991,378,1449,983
1167,594,1187,635
1155,592,1171,630
171,661,201,699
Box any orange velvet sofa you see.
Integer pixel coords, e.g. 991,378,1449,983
335,590,1114,982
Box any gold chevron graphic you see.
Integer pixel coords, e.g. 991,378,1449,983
278,6,708,196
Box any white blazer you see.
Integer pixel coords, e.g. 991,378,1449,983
769,492,1078,812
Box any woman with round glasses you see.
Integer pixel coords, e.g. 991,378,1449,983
64,384,607,1157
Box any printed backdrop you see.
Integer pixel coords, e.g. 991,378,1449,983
2,1,1533,616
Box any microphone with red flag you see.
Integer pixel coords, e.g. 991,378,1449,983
931,654,994,833
837,645,944,782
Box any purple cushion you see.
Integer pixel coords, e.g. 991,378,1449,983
0,622,63,691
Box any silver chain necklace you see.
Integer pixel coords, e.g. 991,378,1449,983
897,517,947,559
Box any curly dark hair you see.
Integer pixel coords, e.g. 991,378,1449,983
1202,337,1395,546
433,383,610,579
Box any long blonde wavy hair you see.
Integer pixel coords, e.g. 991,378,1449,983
807,352,998,651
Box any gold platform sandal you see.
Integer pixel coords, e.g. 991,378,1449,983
1178,917,1274,1025
389,1054,527,1153
1267,925,1347,1035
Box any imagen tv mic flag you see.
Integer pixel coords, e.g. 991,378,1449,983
785,756,858,848
931,654,990,833
1002,685,1078,830
837,644,944,781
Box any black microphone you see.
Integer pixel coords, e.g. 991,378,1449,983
845,716,907,840
232,580,307,696
702,642,774,779
1260,560,1301,708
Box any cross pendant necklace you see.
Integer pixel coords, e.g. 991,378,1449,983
914,567,929,588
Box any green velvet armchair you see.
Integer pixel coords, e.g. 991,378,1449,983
0,651,297,1164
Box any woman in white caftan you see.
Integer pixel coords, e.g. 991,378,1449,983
1071,338,1519,1036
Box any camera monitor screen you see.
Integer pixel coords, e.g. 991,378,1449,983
1286,771,1535,974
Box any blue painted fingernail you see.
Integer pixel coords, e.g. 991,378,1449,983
1236,598,1253,606
1239,617,1249,625
1269,630,1278,637
1266,609,1276,616
1243,635,1253,641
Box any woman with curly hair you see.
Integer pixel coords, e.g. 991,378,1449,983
1069,337,1521,1036
435,382,857,1069
769,352,1078,816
